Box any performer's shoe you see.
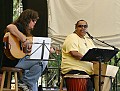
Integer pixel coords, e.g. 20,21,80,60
18,82,32,91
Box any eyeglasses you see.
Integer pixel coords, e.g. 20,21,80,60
78,25,88,28
32,19,37,22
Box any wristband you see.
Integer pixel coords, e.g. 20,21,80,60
22,39,27,43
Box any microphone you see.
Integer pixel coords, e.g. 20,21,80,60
86,31,93,39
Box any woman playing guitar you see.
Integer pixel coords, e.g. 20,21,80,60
2,9,46,91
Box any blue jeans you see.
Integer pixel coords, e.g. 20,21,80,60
15,57,48,91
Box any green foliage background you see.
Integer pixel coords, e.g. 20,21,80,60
13,0,22,21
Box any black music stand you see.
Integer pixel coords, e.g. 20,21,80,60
81,48,118,91
25,38,60,90
25,38,52,90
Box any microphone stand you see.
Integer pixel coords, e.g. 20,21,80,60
86,32,119,51
86,32,119,91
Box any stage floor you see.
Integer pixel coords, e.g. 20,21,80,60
42,87,67,91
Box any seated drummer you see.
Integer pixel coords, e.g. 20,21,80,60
61,20,96,91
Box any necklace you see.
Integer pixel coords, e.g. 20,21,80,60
82,38,88,48
73,31,88,47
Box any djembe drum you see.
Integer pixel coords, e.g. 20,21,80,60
64,74,90,91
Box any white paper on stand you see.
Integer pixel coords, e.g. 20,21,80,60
102,65,119,91
30,37,51,60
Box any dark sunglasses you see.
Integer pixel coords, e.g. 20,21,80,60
78,25,88,28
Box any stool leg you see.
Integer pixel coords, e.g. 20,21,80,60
60,77,64,91
7,71,11,88
1,71,6,91
14,72,18,91
19,72,22,78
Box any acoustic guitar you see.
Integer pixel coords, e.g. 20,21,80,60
3,32,32,60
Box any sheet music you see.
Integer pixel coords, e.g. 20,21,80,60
30,37,51,60
102,65,119,91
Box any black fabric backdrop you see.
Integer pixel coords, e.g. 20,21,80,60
0,0,13,68
22,0,48,37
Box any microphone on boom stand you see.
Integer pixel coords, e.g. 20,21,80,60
86,31,93,40
85,31,119,51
